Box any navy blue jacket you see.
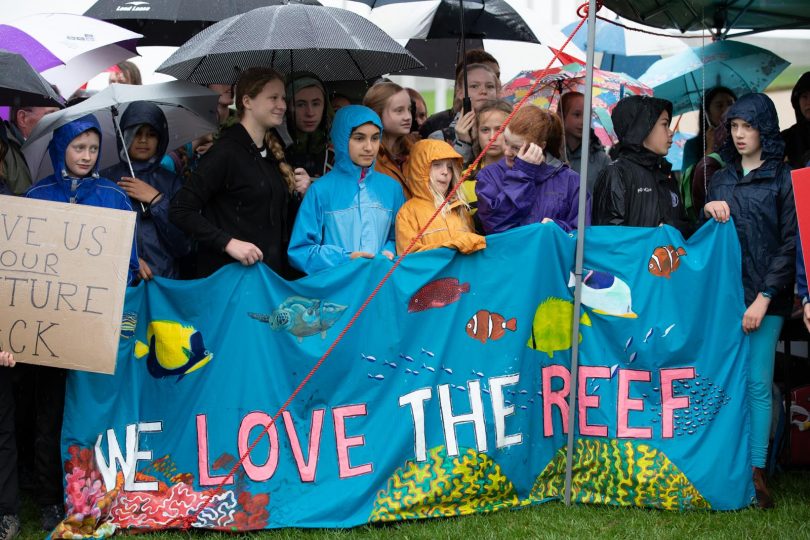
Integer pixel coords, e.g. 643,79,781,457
709,93,796,316
102,101,189,279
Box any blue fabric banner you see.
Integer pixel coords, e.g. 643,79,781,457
57,222,752,537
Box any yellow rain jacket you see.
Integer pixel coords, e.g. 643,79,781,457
396,139,486,255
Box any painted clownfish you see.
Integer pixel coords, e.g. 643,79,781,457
648,245,687,278
465,310,517,344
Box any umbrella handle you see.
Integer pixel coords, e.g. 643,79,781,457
111,105,147,214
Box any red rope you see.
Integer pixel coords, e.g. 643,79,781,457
579,3,712,40
168,2,594,531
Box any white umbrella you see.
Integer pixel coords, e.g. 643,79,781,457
22,81,219,182
4,13,142,97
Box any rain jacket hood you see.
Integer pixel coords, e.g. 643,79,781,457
721,93,784,164
791,71,810,124
782,72,810,167
404,138,463,204
116,101,170,174
49,114,102,180
331,105,382,177
610,95,672,159
397,139,485,255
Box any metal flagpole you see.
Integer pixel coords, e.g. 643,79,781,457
564,0,598,506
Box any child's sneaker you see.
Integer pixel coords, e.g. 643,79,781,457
0,514,20,540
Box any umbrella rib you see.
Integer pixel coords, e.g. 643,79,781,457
346,49,367,81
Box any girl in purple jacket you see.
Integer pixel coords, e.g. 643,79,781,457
475,105,590,234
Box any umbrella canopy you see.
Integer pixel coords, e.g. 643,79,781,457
639,40,789,116
501,63,653,146
156,5,423,84
84,0,322,46
351,0,539,42
0,50,65,107
343,0,547,79
603,0,810,36
23,81,218,181
0,14,142,97
561,17,686,57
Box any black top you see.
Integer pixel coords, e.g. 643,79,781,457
170,123,298,279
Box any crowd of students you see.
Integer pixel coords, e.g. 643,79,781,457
1,49,810,536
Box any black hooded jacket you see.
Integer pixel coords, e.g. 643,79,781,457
170,123,299,279
102,101,189,279
782,71,810,169
592,96,693,237
709,93,796,316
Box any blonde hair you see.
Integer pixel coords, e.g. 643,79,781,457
429,158,470,216
235,67,296,193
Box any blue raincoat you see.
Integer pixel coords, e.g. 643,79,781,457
288,105,405,275
102,101,189,279
708,93,796,316
26,114,139,285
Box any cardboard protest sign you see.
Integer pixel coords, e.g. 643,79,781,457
0,195,135,374
793,167,810,277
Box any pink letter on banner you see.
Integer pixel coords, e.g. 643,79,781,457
618,369,652,439
578,366,610,437
661,367,695,438
237,412,280,482
282,409,325,482
333,404,372,479
542,365,570,436
196,414,234,487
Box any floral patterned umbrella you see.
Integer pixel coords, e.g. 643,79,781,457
501,63,653,147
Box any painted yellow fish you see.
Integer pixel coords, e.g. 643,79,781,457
134,321,213,381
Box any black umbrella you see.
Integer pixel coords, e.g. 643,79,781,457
84,0,322,46
351,0,540,103
0,50,63,107
156,5,424,85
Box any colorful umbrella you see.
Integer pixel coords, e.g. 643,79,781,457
501,63,653,146
639,40,789,117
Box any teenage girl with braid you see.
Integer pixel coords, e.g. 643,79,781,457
171,67,310,279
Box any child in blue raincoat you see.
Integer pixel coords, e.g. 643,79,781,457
288,105,405,275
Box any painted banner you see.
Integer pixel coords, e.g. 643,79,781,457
56,221,752,537
0,195,134,374
792,167,810,274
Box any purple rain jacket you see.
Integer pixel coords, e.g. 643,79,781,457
475,155,590,234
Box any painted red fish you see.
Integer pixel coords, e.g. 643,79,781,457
648,245,687,278
408,278,470,313
465,310,517,344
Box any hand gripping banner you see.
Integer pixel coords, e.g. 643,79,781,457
57,222,752,537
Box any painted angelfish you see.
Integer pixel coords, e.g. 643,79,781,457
134,321,214,381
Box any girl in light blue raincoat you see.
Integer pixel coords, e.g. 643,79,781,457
288,105,405,275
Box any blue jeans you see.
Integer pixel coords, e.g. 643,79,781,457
748,315,783,468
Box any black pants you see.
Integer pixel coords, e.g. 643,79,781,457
32,366,66,507
0,369,18,515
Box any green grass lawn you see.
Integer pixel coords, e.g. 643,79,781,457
18,471,810,539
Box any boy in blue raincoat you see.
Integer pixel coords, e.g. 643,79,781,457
288,105,405,275
22,114,138,531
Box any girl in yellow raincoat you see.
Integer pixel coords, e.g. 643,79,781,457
396,139,486,255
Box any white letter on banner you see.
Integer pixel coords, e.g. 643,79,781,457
94,422,162,492
399,388,432,462
490,374,522,448
439,381,486,457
